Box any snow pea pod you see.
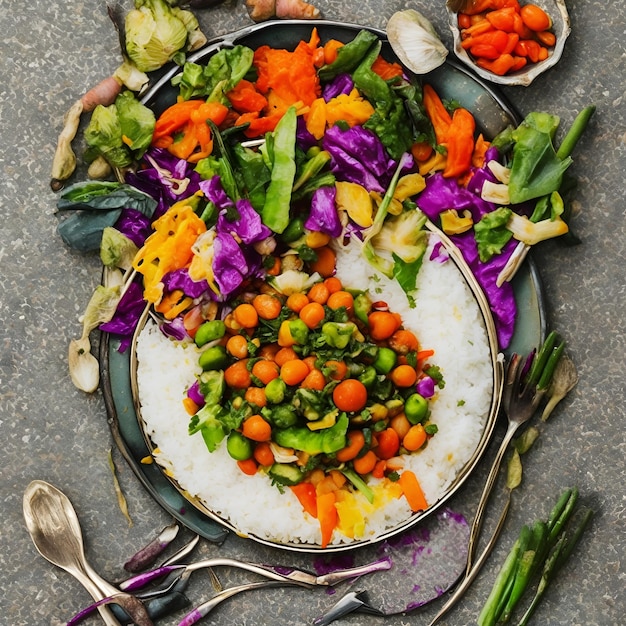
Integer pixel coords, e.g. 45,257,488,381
261,106,297,234
318,29,379,82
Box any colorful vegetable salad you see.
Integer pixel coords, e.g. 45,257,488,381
58,25,589,544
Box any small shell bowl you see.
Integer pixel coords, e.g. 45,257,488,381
447,0,571,86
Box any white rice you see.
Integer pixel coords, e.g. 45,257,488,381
135,233,493,546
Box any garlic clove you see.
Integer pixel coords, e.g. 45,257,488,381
69,336,100,393
387,9,448,75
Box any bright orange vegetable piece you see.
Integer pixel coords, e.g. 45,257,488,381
280,359,311,386
227,79,268,114
301,368,326,390
371,55,404,80
152,99,204,140
323,39,344,65
399,470,428,512
237,458,258,476
299,301,326,329
422,84,452,145
336,430,366,463
242,414,272,442
291,482,318,518
332,379,368,413
253,441,275,466
376,428,400,460
353,450,377,475
253,30,322,114
224,359,252,389
443,107,476,179
367,311,401,341
317,491,337,548
308,245,336,277
251,360,280,385
411,141,434,163
403,423,428,451
520,3,552,31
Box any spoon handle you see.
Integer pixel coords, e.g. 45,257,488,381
465,420,518,574
428,494,511,626
67,563,123,626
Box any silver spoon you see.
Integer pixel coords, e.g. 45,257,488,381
23,480,123,626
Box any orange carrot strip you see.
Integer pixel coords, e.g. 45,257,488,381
422,84,452,145
317,491,338,548
399,470,428,512
443,107,476,179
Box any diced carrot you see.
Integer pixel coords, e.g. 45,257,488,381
237,458,258,476
476,53,517,75
399,470,428,512
411,141,434,162
182,396,199,416
323,39,344,65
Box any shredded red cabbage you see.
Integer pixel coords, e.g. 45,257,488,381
322,124,395,193
99,282,146,351
162,268,210,299
114,209,153,248
305,185,342,238
322,73,354,101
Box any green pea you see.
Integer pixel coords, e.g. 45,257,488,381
195,320,226,347
198,345,229,371
265,378,287,404
268,404,298,429
404,393,429,424
358,365,378,388
373,347,397,374
226,431,253,461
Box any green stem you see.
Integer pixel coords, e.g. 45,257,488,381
537,341,565,390
517,508,593,626
526,331,559,388
556,105,596,160
548,487,578,543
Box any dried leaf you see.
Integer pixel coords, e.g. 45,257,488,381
506,448,523,490
108,449,133,526
541,355,578,421
514,426,540,455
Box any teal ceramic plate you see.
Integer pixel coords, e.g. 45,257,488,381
100,19,546,550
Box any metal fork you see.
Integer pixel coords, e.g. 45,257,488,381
427,354,546,626
464,352,546,574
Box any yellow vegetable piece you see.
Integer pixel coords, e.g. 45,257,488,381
394,173,426,201
335,491,366,539
440,209,474,235
335,181,374,227
133,203,206,303
418,151,447,176
307,411,338,431
371,191,403,216
305,230,331,248
325,89,375,128
304,97,327,140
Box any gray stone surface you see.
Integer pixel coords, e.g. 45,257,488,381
0,1,624,625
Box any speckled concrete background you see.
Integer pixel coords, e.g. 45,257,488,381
1,1,624,625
